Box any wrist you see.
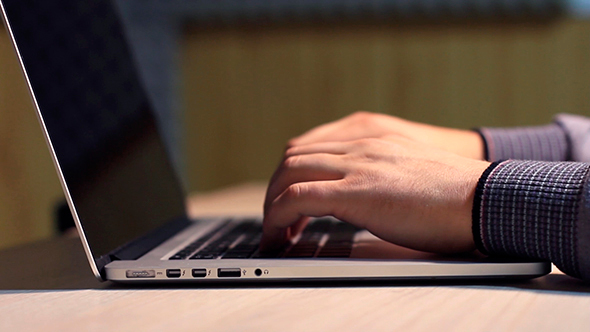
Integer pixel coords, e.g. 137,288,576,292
440,158,490,254
461,130,485,160
471,161,503,254
430,127,486,160
460,160,492,252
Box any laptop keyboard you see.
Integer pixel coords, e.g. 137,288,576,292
168,218,360,260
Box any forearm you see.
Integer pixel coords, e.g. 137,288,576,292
473,160,590,281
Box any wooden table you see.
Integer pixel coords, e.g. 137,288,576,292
1,183,590,331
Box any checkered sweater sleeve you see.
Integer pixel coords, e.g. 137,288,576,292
474,114,590,280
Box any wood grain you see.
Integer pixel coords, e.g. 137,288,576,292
182,18,590,191
0,283,589,331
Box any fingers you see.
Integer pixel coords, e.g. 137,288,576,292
288,111,395,147
262,143,349,251
288,114,362,146
264,152,346,212
265,140,356,214
262,137,380,251
262,180,344,251
260,216,309,252
285,141,351,157
288,121,344,147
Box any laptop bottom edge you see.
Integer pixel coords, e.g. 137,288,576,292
104,259,551,283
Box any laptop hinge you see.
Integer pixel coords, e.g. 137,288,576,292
96,254,114,280
96,216,191,274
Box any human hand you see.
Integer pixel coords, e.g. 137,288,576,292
262,135,491,254
288,111,485,160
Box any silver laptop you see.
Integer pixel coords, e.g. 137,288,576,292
1,0,550,283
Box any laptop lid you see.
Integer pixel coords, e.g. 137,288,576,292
0,0,188,279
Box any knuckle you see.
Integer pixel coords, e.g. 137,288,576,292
284,146,300,158
349,111,372,120
284,183,307,200
286,138,300,149
283,182,324,202
354,137,377,148
380,133,402,141
349,111,381,126
282,155,301,169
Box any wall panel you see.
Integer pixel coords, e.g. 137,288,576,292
0,26,62,249
183,19,590,191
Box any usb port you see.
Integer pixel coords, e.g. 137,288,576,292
166,269,182,278
217,268,241,278
192,268,207,278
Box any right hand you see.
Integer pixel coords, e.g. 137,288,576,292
262,135,490,253
288,111,485,160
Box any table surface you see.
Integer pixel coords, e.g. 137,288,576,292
1,183,590,332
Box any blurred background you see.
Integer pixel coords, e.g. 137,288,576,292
0,0,589,249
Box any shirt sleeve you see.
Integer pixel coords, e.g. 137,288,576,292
472,159,590,281
473,114,590,281
477,113,590,162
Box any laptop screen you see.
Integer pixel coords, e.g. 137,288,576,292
1,0,187,263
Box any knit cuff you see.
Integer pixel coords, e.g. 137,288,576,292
477,124,569,162
472,161,501,255
473,160,590,279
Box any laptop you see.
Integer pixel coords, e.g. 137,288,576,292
0,0,550,283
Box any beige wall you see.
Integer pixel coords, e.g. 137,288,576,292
182,18,590,192
2,18,590,248
0,26,63,249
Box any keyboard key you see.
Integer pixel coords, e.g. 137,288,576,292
171,218,360,260
168,220,230,260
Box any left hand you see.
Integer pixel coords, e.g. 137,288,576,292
288,112,485,160
262,135,490,254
